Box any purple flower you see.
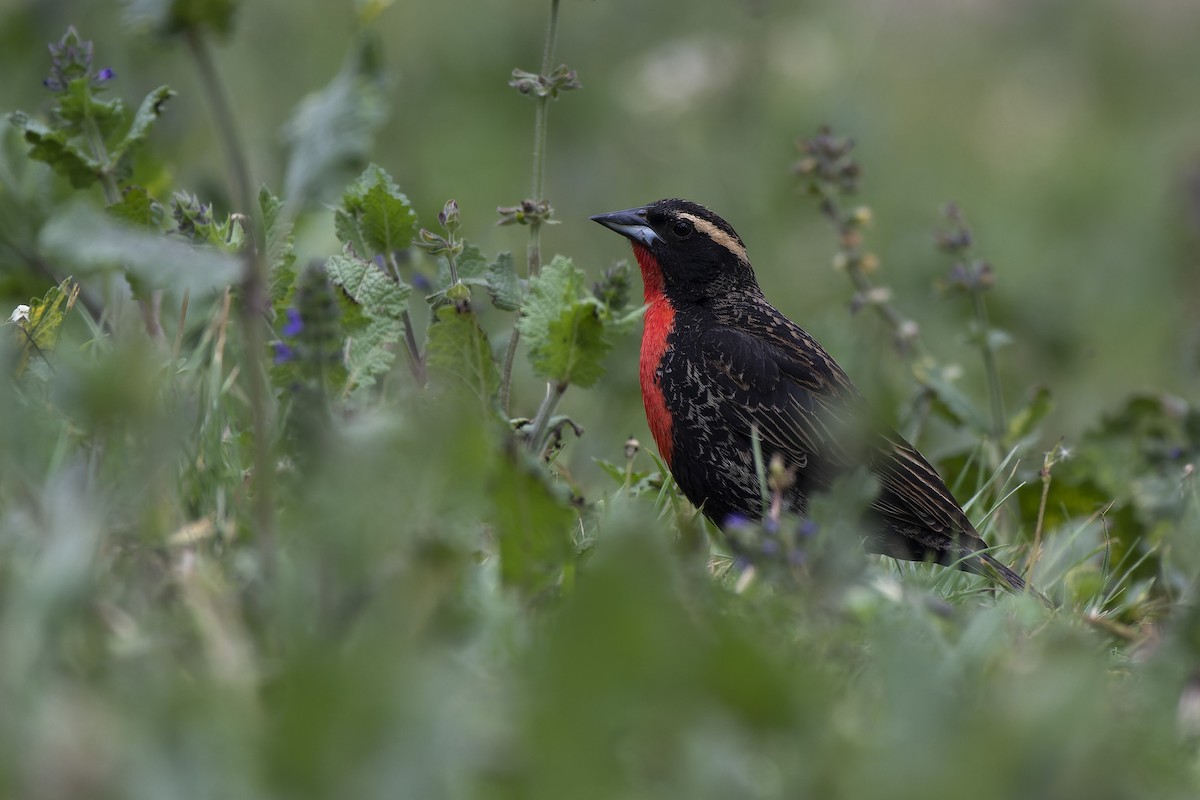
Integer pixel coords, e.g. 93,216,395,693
797,519,819,538
93,67,114,85
282,307,303,337
412,272,432,293
723,513,750,529
273,342,296,364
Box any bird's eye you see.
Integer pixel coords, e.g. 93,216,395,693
672,219,694,238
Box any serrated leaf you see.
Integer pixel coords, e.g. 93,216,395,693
360,178,417,256
325,249,410,318
426,304,499,403
325,248,411,389
490,456,576,598
40,201,240,293
541,302,609,388
485,251,521,311
107,185,163,228
333,163,417,260
171,191,244,251
261,185,295,275
518,255,611,389
57,78,126,140
262,186,297,317
111,85,175,165
12,279,79,377
8,112,100,188
343,314,405,391
282,37,387,209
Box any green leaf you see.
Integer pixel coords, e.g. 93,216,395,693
171,191,244,251
325,248,411,389
281,37,387,209
107,185,164,228
39,201,241,293
56,77,126,140
485,251,522,311
110,85,175,165
426,304,499,403
325,249,410,318
262,186,297,318
12,278,79,377
333,164,417,260
7,111,100,188
518,255,611,389
428,243,489,304
261,186,296,275
453,243,488,283
490,456,577,598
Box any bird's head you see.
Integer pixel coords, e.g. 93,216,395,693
591,199,758,302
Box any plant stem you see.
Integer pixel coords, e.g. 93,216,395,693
184,28,253,217
400,309,425,385
1029,441,1062,578
530,0,560,221
501,0,562,415
817,186,919,353
185,25,275,569
81,115,119,205
973,290,1006,441
527,381,567,455
499,329,520,415
385,252,425,384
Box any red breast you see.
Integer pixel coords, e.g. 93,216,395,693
633,243,675,466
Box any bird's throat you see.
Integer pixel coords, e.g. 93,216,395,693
632,243,665,304
633,244,675,465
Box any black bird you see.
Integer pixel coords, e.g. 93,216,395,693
592,198,1026,591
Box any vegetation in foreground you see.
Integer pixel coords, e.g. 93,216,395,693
1,3,1199,798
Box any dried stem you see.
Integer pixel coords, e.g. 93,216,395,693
1029,440,1065,578
816,185,919,353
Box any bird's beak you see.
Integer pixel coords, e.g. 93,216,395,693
590,207,660,248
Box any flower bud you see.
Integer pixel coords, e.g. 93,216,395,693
438,199,460,233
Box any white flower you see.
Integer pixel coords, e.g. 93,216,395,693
9,304,30,324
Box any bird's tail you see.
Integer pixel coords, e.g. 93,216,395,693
976,552,1025,591
975,552,1054,607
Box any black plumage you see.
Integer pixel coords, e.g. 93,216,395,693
592,198,1025,591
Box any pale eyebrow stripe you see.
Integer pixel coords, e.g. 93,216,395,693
678,212,750,265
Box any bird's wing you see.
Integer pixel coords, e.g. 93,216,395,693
701,314,983,548
698,320,864,493
869,434,981,543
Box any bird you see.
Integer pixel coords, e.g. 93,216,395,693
591,198,1026,591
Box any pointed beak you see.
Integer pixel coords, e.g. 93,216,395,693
590,206,660,248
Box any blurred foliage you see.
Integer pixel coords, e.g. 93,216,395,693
0,2,1199,798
